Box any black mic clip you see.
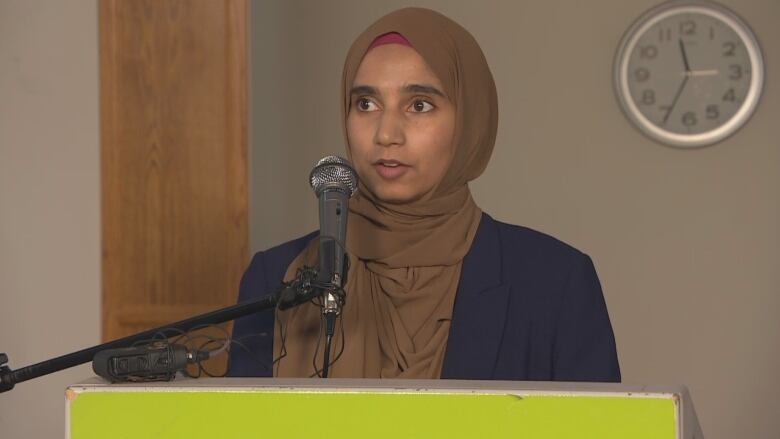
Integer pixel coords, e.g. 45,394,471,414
276,265,321,310
276,265,346,312
92,341,199,383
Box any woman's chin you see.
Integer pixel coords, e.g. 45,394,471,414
366,185,420,205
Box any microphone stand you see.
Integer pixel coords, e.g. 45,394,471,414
319,272,346,378
0,267,321,393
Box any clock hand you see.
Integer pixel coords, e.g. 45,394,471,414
663,39,692,125
684,69,719,77
663,75,689,125
679,39,691,72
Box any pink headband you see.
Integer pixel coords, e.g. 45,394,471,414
367,32,412,50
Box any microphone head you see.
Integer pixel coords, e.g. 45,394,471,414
309,156,358,197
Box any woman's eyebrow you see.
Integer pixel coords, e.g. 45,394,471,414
404,84,446,98
350,85,378,96
350,84,447,98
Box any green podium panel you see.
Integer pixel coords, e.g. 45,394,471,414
66,378,703,439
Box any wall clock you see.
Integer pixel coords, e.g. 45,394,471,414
614,0,764,148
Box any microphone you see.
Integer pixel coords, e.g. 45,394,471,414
309,155,358,313
309,156,357,377
276,156,357,314
92,342,205,382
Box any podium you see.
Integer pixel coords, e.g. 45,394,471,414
66,378,703,438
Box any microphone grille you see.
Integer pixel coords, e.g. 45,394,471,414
309,155,358,197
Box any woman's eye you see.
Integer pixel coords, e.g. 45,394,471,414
410,99,434,113
357,98,378,111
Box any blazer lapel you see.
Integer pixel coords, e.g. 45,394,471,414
441,213,510,379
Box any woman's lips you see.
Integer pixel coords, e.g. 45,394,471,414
373,160,409,180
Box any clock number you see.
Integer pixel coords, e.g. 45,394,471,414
723,88,736,102
728,64,743,80
706,105,720,120
635,67,650,82
640,45,658,59
709,26,715,40
682,111,697,126
659,105,672,123
659,27,672,42
679,20,696,36
641,90,656,105
723,41,736,57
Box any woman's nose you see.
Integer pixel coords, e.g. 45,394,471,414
374,109,405,147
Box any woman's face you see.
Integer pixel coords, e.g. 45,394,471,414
347,44,456,204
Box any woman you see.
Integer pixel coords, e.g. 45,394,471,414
228,7,620,381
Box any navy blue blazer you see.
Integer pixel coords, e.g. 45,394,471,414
228,213,620,382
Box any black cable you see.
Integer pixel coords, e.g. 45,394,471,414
272,305,289,373
321,312,337,378
310,314,325,378
227,336,272,373
321,334,332,377
309,314,345,378
196,339,225,377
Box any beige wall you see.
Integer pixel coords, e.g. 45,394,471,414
0,1,100,437
250,1,779,438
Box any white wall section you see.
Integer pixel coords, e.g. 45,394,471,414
0,1,100,437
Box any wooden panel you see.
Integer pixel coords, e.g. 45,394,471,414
99,0,248,373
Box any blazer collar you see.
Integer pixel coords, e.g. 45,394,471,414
456,213,503,295
441,213,511,379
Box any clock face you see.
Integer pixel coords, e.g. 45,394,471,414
615,2,764,147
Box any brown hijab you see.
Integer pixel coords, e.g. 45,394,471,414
273,7,498,378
